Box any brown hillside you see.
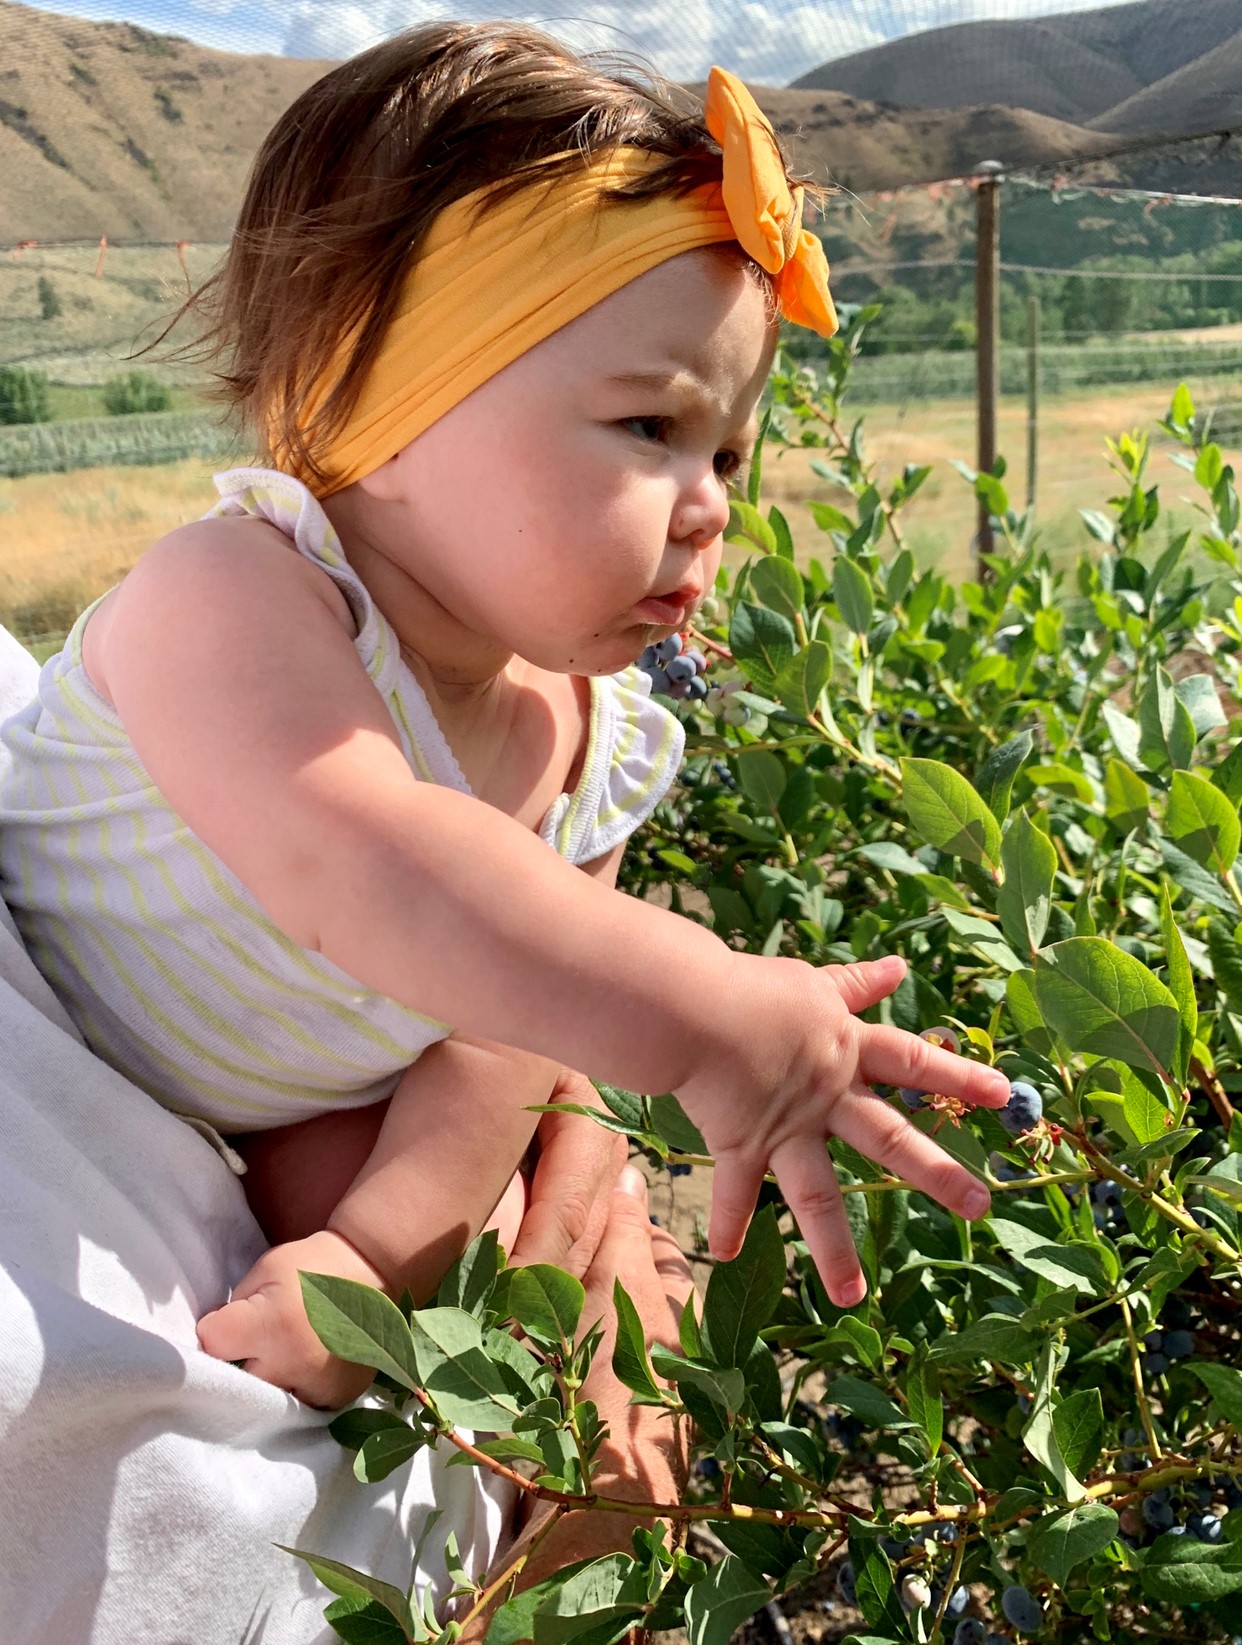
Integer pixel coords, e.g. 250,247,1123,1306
792,0,1242,133
1086,33,1242,135
0,0,329,242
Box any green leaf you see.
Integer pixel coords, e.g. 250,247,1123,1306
749,555,804,623
1138,665,1196,773
859,840,926,876
990,1219,1109,1296
997,810,1057,957
1007,967,1058,1055
1027,1504,1119,1586
436,1230,501,1316
492,1266,584,1348
931,1314,1042,1367
487,1563,597,1645
1190,1361,1242,1426
941,908,1024,972
1105,758,1149,834
408,1306,522,1429
648,1093,706,1155
1140,1538,1242,1604
1052,1388,1105,1479
684,1554,770,1645
1212,742,1242,806
827,1375,911,1430
975,729,1034,823
354,1424,424,1484
833,555,875,636
1159,880,1196,1088
726,499,778,556
773,640,831,721
736,750,787,813
649,1347,745,1416
321,1594,412,1643
1167,770,1241,876
905,1347,943,1457
901,758,1002,871
1032,937,1180,1079
848,1533,906,1636
729,602,796,694
702,1206,785,1368
278,1547,413,1634
1175,672,1227,739
534,1553,647,1645
299,1274,419,1391
1022,1345,1083,1500
611,1279,663,1401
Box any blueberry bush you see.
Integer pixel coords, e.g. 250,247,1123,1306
293,308,1242,1645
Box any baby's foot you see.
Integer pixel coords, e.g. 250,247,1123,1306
197,1228,389,1409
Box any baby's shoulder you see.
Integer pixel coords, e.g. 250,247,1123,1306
83,515,355,709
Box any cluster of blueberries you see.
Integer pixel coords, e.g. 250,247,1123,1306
1122,1476,1239,1546
636,634,709,701
897,1030,1044,1137
836,1550,1042,1638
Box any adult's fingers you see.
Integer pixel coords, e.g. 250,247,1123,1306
770,1136,866,1308
707,1152,766,1264
509,1103,627,1276
821,954,908,1014
830,1085,992,1222
858,1023,1012,1108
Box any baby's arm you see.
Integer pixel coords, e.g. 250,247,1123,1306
198,1034,558,1407
98,522,1012,1307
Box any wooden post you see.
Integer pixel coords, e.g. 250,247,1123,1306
975,162,1002,579
1027,294,1040,513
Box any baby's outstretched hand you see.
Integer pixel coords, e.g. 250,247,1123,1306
678,952,1012,1309
197,1229,387,1409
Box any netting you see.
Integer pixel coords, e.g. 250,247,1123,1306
5,1,1242,635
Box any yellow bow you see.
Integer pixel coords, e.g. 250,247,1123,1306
704,65,838,339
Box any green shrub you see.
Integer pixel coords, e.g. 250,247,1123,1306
101,371,172,416
36,276,61,321
0,366,50,425
293,309,1242,1644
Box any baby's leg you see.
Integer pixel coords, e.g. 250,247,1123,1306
235,1100,390,1246
201,1040,559,1407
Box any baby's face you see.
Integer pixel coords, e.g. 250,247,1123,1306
357,246,777,676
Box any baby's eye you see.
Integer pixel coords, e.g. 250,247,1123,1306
621,417,747,487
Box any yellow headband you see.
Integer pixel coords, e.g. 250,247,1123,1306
283,65,837,497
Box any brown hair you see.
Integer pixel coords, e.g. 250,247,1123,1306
144,20,828,489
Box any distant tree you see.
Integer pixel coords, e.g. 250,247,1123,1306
37,276,61,321
102,371,172,415
0,366,51,425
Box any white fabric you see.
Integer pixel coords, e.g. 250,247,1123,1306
0,629,516,1645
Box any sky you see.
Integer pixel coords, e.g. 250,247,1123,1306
18,0,1141,83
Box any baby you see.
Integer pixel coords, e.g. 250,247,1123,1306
0,20,1009,1410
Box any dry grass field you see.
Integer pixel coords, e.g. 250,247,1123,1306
1,381,1234,653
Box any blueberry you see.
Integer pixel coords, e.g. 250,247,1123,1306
667,1162,692,1178
1091,1180,1123,1208
667,678,694,700
999,1081,1043,1136
901,1575,931,1612
938,1524,960,1545
1145,1352,1169,1377
654,635,683,662
646,666,671,693
945,1584,969,1618
687,676,709,700
721,702,750,727
666,655,696,683
1189,1512,1223,1544
985,1636,1008,1645
955,1623,985,1645
1167,1523,1189,1536
638,644,659,668
879,1536,906,1559
684,649,708,675
1164,1329,1194,1360
1143,1331,1164,1353
898,1087,926,1111
836,1560,856,1605
1225,1480,1242,1510
1001,1585,1043,1633
1142,1495,1174,1531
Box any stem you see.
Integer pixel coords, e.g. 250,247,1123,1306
1120,1293,1162,1462
456,1503,569,1633
929,1527,968,1644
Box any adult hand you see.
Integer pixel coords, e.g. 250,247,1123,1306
507,1068,627,1277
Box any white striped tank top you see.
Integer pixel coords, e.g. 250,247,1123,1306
0,465,685,1133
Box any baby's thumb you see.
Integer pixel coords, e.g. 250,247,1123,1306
823,953,907,1014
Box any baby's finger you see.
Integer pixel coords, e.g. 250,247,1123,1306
770,1137,865,1308
831,1088,992,1222
821,953,907,1014
708,1153,766,1264
858,1024,1011,1107
197,1297,269,1364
